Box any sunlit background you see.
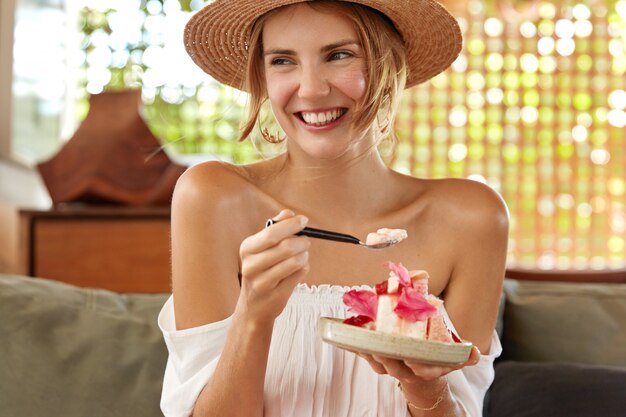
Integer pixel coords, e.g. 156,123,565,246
10,0,626,270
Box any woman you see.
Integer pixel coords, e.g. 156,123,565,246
158,1,509,416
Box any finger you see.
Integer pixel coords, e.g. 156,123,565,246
241,212,308,256
270,250,310,289
402,360,447,381
402,351,482,379
241,235,310,282
464,345,481,366
273,261,310,293
429,345,481,373
243,245,310,292
237,258,309,322
273,209,295,221
372,355,416,381
267,210,309,235
358,353,388,375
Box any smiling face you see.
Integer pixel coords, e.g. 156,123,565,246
261,3,369,160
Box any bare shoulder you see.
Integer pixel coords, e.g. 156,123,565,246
172,160,250,205
170,161,259,329
172,157,282,207
427,177,509,232
434,178,508,216
421,177,510,275
420,178,509,352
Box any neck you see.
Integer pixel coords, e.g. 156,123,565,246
265,148,397,226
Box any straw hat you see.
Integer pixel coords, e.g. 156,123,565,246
184,0,462,90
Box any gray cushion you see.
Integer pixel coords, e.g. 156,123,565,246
487,361,626,417
501,279,626,366
0,275,169,417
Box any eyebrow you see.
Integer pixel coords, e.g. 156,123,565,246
263,39,361,56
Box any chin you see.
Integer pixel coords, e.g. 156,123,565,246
299,141,358,162
286,125,368,161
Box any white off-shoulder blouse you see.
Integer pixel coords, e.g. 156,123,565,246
158,284,501,417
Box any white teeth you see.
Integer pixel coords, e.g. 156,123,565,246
301,110,342,125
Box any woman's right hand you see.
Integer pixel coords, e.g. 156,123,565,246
236,209,311,325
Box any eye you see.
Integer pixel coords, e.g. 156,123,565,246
329,51,352,61
269,57,293,66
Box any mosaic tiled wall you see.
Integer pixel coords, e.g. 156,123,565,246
392,0,625,269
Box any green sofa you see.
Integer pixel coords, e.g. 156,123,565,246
486,278,626,417
0,275,168,417
1,274,625,417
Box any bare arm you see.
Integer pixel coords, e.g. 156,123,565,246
443,180,509,355
356,179,509,416
169,163,309,417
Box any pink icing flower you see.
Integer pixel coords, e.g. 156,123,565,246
383,261,411,287
343,289,377,320
393,287,438,322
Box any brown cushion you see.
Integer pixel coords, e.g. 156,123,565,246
501,279,626,366
0,275,169,417
487,361,626,417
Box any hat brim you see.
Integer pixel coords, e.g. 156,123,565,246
184,0,462,91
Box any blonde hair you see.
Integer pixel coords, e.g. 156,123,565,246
239,1,407,145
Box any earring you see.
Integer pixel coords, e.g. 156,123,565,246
260,127,286,144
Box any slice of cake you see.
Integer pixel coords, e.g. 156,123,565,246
343,261,456,343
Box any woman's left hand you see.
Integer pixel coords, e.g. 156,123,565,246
353,345,480,383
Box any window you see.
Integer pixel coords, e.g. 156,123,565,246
10,0,67,163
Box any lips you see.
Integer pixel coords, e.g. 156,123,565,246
297,108,347,127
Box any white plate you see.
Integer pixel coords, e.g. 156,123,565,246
319,317,473,365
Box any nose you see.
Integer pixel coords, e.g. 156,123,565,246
298,66,330,99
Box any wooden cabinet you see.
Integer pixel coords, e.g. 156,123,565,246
12,206,626,292
19,206,171,293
